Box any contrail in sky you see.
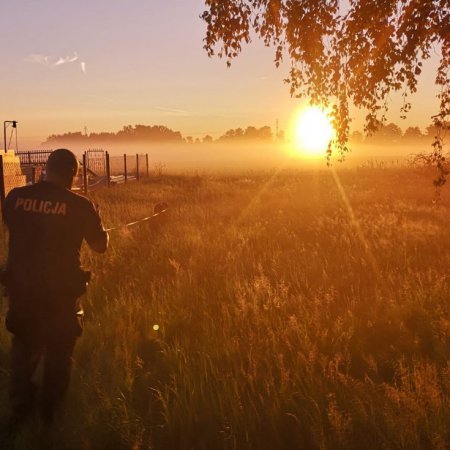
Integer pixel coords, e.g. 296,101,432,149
54,53,79,65
154,106,194,116
26,52,86,73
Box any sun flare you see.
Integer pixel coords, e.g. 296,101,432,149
293,107,334,157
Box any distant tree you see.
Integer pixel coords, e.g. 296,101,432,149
89,131,115,142
257,125,273,141
349,131,364,143
202,1,449,165
219,128,244,141
186,136,194,144
403,126,424,140
426,121,450,138
219,126,273,142
426,124,437,138
244,126,259,140
202,135,213,143
233,128,244,139
117,125,134,140
368,122,403,144
45,131,87,145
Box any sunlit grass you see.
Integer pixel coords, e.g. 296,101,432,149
0,167,449,449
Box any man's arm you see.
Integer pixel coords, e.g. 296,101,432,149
83,201,109,253
2,188,17,227
89,232,109,253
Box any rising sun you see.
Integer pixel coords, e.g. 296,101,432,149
293,107,334,157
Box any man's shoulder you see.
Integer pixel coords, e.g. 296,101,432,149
5,184,34,206
6,184,34,198
67,190,96,211
41,182,91,206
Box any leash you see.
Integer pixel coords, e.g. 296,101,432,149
105,207,168,232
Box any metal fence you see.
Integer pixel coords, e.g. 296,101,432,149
109,153,149,185
79,150,150,193
0,149,150,207
81,149,109,192
16,149,53,166
85,149,108,177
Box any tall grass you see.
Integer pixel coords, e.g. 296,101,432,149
0,167,449,449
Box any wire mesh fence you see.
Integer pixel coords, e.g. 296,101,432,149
0,149,150,209
109,153,149,184
125,154,137,180
109,155,125,176
137,153,148,178
0,151,28,208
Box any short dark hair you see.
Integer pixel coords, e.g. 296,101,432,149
46,149,79,177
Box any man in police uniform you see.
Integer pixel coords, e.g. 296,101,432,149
2,148,109,426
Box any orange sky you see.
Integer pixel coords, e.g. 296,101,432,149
0,0,443,148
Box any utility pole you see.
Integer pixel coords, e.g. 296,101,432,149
0,154,5,210
3,120,18,153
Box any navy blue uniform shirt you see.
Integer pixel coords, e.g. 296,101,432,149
3,181,106,295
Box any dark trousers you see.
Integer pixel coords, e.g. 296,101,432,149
6,292,82,423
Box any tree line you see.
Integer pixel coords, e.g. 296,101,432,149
43,124,280,145
43,122,446,146
350,122,449,145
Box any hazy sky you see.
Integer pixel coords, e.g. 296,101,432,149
0,0,443,147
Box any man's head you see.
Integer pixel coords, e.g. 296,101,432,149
46,149,79,188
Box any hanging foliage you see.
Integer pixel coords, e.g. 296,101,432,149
201,0,449,166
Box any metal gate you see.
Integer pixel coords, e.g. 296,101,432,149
81,149,110,192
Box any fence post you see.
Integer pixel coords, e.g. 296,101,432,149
82,152,88,194
136,153,140,181
124,154,128,183
105,151,111,188
146,153,149,177
0,155,5,212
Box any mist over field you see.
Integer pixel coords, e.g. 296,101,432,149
29,139,439,173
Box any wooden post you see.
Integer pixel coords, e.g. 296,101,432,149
105,151,111,188
136,153,140,181
82,152,88,194
124,153,128,183
146,153,149,177
0,155,5,212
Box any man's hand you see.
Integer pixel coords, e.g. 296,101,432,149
89,232,109,253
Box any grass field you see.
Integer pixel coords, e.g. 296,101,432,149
0,167,449,449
